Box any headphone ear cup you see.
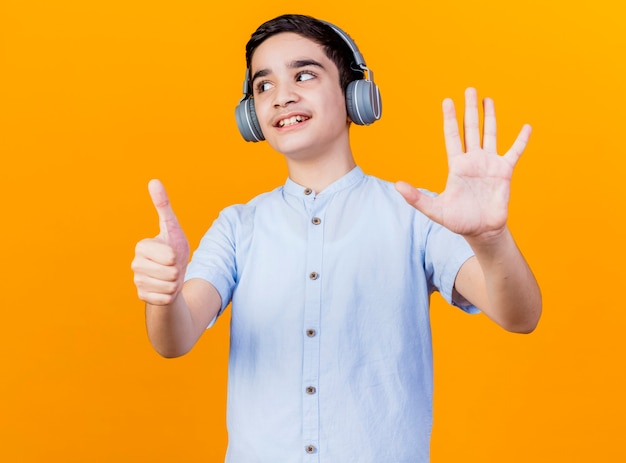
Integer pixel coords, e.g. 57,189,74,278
345,79,382,126
235,98,265,142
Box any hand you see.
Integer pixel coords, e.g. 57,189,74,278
131,180,190,305
395,87,531,241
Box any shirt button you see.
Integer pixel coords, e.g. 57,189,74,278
311,217,321,225
304,188,313,195
309,272,319,280
305,445,316,454
306,328,316,337
306,386,316,395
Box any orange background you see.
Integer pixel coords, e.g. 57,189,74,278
1,0,624,461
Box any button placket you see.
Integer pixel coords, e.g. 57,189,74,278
302,201,326,459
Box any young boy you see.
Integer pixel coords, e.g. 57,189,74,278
132,14,541,462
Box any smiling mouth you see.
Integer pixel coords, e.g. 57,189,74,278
277,115,310,127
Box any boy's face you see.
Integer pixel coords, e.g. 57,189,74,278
250,32,350,160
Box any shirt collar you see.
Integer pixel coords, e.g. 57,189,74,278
283,166,365,199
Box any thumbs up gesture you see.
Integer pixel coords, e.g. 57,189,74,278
132,180,190,306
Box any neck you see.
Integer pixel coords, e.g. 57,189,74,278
285,149,356,194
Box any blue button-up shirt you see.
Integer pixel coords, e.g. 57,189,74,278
185,166,476,462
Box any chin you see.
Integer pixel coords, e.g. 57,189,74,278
268,135,318,158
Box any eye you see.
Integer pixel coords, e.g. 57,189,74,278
255,81,274,94
296,71,316,82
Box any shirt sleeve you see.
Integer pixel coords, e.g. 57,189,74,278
423,218,479,314
184,206,240,325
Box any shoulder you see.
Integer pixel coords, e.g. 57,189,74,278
364,173,439,199
357,173,456,244
218,186,283,221
194,187,282,246
358,173,427,215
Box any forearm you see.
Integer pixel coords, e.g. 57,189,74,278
145,278,222,357
460,227,542,333
145,291,202,358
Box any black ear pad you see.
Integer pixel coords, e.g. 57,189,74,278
345,79,382,126
235,98,265,142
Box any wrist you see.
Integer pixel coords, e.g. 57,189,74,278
464,226,513,255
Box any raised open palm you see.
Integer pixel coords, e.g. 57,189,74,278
396,87,531,239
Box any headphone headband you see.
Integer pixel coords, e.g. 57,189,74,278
319,21,367,69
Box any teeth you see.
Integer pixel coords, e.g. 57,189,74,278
278,115,306,127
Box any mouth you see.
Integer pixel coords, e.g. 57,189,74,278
276,114,310,128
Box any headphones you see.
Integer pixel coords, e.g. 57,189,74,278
235,20,382,142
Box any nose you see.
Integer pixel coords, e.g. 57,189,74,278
273,82,299,108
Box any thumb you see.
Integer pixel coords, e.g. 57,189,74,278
395,181,437,218
395,181,420,205
148,179,181,241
